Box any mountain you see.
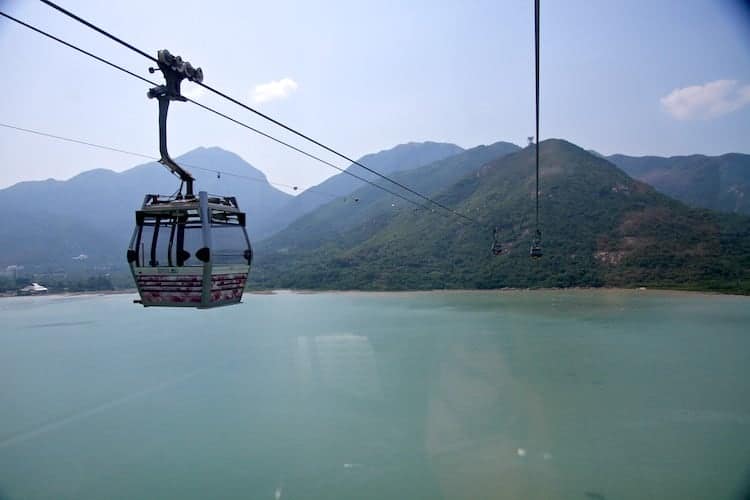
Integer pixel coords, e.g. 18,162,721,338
608,153,750,215
252,140,750,294
4,140,748,294
258,140,521,253
253,141,465,239
0,147,291,268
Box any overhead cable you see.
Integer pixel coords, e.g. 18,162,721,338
37,0,483,227
0,10,435,212
0,122,348,200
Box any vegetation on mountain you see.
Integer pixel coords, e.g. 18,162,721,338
2,139,748,295
261,141,520,252
252,140,750,294
253,141,466,239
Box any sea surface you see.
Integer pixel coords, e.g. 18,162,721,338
0,290,749,500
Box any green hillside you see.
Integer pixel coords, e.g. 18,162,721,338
254,141,466,239
252,140,750,294
260,140,520,252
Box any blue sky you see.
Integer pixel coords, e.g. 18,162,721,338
1,0,749,192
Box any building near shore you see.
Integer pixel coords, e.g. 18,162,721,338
18,283,48,295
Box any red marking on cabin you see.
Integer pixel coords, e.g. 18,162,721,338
136,272,248,305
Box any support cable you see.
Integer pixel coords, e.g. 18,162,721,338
0,122,346,200
0,10,434,212
529,0,543,258
535,0,541,234
37,0,482,227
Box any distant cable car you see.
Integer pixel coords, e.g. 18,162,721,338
127,50,252,308
491,228,503,256
530,229,543,258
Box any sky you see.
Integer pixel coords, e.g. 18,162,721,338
0,0,749,192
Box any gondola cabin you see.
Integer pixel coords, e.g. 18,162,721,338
127,191,252,308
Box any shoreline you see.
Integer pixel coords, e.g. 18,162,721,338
0,289,137,299
267,287,748,298
2,286,747,300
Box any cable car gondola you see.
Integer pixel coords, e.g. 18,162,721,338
530,229,543,258
126,50,252,308
491,228,503,256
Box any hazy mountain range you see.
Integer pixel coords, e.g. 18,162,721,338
1,139,748,293
608,153,750,214
252,141,465,239
0,142,464,267
0,147,289,267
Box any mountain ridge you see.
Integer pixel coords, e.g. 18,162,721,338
261,140,521,252
252,139,750,294
0,141,474,268
253,141,467,239
608,152,750,215
0,147,291,267
2,139,748,295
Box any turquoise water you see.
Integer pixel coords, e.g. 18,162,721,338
0,290,749,499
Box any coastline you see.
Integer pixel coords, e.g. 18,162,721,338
2,286,747,300
266,287,749,298
0,289,138,299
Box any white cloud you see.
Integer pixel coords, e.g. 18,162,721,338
252,78,298,103
660,79,750,120
181,83,205,100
